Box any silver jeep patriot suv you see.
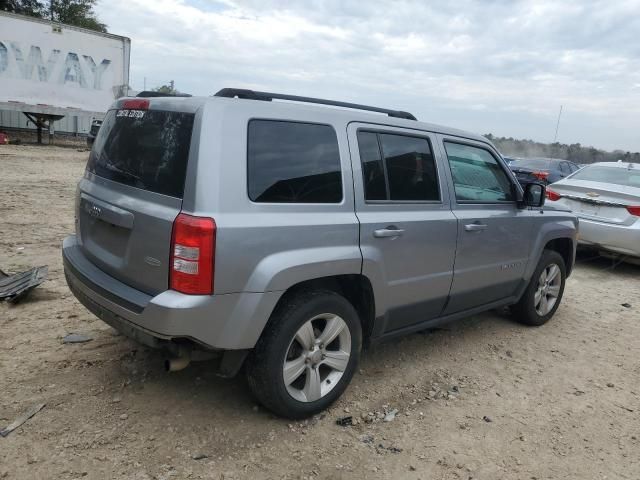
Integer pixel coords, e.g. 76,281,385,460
63,88,578,418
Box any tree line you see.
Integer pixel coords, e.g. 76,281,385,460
486,134,640,164
0,0,106,32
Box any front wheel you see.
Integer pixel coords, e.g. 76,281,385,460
512,250,566,326
246,289,362,419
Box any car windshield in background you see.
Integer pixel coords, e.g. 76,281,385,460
511,159,552,169
570,165,640,188
87,109,195,198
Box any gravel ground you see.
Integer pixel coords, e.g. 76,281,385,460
1,144,639,480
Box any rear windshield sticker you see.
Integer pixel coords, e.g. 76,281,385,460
117,109,145,119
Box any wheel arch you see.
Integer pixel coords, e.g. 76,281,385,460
265,274,377,345
543,237,575,276
525,218,577,281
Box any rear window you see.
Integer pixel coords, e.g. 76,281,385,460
247,120,342,203
356,130,440,202
571,165,640,188
87,109,195,198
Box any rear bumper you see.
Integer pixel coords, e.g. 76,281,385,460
577,216,640,257
62,235,282,350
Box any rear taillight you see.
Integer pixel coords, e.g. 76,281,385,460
546,189,562,201
122,99,149,110
170,213,216,295
532,171,550,181
627,206,640,217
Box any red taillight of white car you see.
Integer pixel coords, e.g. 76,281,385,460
170,213,216,295
546,189,562,201
627,206,640,217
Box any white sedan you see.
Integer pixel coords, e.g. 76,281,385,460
545,161,640,260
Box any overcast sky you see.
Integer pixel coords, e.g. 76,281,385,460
96,0,640,152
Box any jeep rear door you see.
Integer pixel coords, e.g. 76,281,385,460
438,136,534,314
76,101,197,295
348,123,457,335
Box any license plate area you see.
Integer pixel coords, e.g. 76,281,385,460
80,213,129,265
578,203,600,217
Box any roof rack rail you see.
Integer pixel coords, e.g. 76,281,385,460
214,88,417,121
136,91,192,98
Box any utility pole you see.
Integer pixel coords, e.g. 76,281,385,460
553,105,563,143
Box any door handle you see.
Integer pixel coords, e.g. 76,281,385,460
373,227,405,238
464,223,488,232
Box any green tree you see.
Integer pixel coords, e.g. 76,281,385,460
2,0,106,31
484,134,639,164
0,0,46,17
153,80,180,95
49,0,107,32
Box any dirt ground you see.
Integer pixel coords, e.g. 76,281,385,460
1,144,639,480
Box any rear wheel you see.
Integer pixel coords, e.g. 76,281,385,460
512,250,566,326
246,289,362,419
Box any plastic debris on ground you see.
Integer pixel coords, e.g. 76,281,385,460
0,266,48,303
62,333,93,344
0,403,46,438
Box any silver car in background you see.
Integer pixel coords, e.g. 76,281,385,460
546,162,640,260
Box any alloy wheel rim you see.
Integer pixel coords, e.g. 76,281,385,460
283,313,351,402
534,263,561,316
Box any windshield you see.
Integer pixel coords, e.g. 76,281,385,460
87,109,195,198
511,159,552,170
571,165,640,188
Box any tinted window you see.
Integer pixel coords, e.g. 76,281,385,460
357,131,439,202
379,134,439,201
571,165,640,188
248,120,342,203
87,109,194,198
357,131,387,200
445,142,514,202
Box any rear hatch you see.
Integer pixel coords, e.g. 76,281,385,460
77,100,196,295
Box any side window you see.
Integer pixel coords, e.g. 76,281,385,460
356,131,387,200
570,162,580,172
444,142,515,202
379,134,439,201
248,120,342,203
560,162,571,174
356,131,440,202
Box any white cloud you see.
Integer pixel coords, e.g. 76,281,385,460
95,0,640,151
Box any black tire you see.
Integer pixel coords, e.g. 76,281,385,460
245,289,362,419
512,250,566,326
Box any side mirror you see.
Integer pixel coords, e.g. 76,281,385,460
523,182,546,208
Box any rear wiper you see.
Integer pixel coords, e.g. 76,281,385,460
104,163,144,186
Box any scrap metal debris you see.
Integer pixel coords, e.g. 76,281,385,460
62,333,93,344
336,416,353,427
0,403,46,438
0,266,48,303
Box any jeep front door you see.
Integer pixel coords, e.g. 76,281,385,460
439,138,534,314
